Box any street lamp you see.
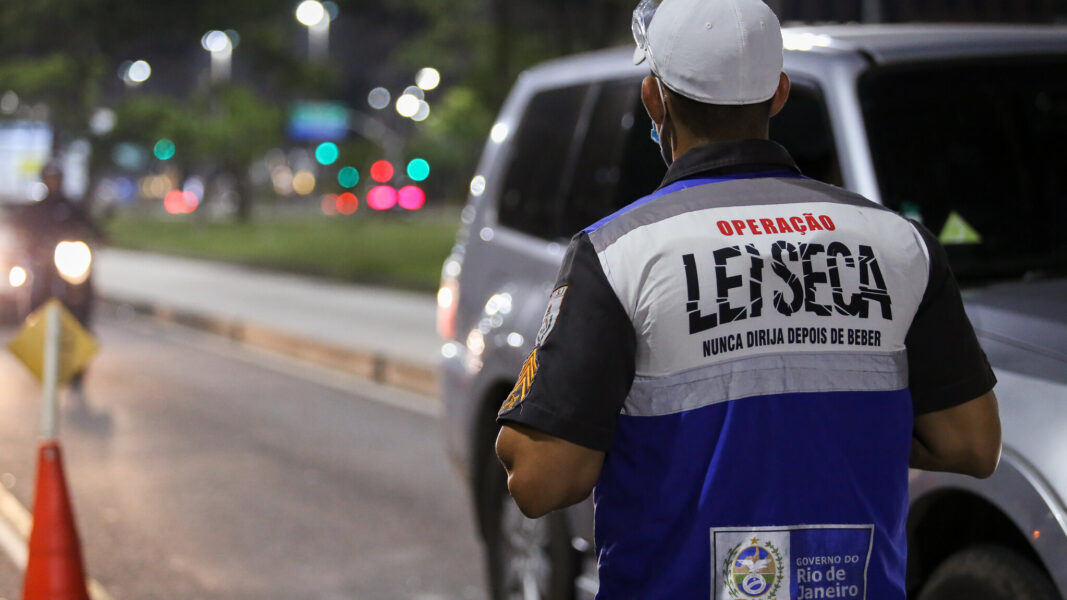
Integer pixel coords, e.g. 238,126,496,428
295,0,330,61
201,30,234,82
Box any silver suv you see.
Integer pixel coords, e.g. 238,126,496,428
438,24,1067,600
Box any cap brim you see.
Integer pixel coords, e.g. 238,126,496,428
632,46,648,65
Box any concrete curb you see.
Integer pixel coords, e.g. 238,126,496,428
101,297,440,398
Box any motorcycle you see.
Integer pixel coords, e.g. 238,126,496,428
0,218,94,326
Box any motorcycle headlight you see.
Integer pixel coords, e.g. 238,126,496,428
54,241,92,285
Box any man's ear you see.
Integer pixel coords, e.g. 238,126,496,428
641,75,665,125
769,72,790,118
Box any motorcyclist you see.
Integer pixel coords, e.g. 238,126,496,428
14,159,99,405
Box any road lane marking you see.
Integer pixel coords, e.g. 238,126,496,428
0,484,116,600
117,315,443,418
0,502,27,569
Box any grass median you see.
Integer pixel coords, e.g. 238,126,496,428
105,212,459,293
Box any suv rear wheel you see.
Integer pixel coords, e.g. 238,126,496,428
482,449,578,600
917,544,1060,600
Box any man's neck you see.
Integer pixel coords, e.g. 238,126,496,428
671,125,769,161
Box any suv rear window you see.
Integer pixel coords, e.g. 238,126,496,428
860,57,1067,282
769,82,841,186
560,79,667,236
497,84,589,240
497,80,666,241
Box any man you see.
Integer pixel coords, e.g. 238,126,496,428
16,160,98,404
495,0,1001,598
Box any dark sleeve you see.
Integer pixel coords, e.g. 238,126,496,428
496,233,636,451
906,222,996,415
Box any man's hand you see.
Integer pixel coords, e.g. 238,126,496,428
911,390,1001,478
495,423,605,519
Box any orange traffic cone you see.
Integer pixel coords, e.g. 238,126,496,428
22,440,90,600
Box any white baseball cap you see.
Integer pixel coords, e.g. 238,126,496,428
632,0,784,105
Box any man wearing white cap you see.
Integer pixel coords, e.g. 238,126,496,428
496,0,1001,597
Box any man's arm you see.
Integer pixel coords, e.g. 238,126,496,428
911,390,1001,478
495,423,605,518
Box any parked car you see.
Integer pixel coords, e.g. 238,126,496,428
438,24,1067,600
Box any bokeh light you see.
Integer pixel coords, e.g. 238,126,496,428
164,189,200,214
0,91,18,115
368,87,391,110
29,182,48,202
367,185,397,211
202,30,231,53
396,94,420,118
295,0,326,26
406,158,430,181
337,166,359,188
370,160,394,183
113,143,148,171
127,60,152,83
398,185,425,211
184,176,205,202
272,166,294,195
490,123,509,143
315,142,339,165
225,29,241,49
337,192,358,214
323,1,339,21
153,138,176,160
412,101,431,122
292,170,317,195
469,175,486,197
140,173,176,199
90,108,116,135
321,194,338,216
415,67,441,91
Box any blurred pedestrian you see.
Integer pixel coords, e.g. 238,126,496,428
494,0,1001,598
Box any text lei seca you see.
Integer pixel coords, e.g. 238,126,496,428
685,213,891,357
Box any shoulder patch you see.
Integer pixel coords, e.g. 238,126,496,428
500,349,537,414
534,286,567,347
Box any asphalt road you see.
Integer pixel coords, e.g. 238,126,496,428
0,309,488,600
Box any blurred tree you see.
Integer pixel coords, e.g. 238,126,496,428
0,0,328,220
191,85,284,221
382,0,635,201
0,0,638,214
0,53,103,144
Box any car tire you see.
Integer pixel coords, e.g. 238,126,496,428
481,448,578,600
917,544,1061,600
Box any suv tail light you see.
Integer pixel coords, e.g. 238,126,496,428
437,276,460,341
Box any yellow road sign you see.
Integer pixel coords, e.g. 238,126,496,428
7,299,98,384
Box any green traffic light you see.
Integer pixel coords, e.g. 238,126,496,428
338,166,359,188
315,142,339,165
407,158,430,181
153,138,176,160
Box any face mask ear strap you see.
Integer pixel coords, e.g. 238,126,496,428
654,76,670,124
650,76,674,167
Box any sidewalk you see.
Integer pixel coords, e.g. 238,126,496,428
93,248,441,396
